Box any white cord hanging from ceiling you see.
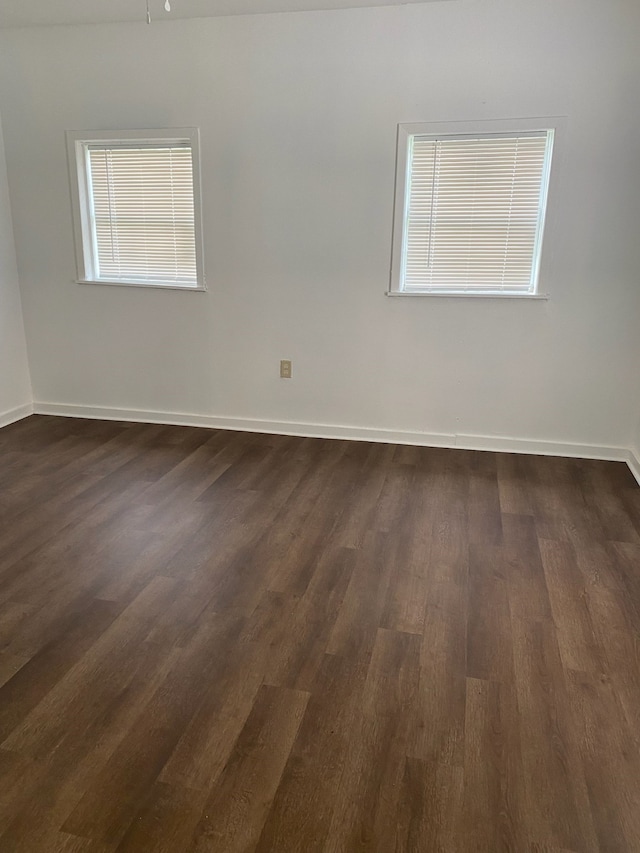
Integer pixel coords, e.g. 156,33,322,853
146,0,172,23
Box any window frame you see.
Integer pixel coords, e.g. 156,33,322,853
388,117,563,299
66,127,206,291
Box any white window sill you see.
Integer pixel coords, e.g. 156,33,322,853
77,279,206,292
386,291,549,300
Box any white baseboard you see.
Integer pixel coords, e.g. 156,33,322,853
0,402,33,429
452,432,628,464
34,402,456,447
32,401,637,476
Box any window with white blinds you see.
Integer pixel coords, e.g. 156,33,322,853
67,129,204,290
390,124,555,296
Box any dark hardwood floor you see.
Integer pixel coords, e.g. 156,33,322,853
0,415,639,851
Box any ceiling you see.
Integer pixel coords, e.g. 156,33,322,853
0,0,452,29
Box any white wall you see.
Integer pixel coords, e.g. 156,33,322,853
0,108,31,424
1,0,639,450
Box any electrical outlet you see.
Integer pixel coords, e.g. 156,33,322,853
280,360,292,379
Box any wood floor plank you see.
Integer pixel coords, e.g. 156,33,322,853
0,641,183,850
466,543,514,683
2,576,180,759
413,605,467,767
497,452,533,516
412,485,469,766
468,451,503,545
0,652,28,689
0,747,46,835
322,627,421,852
114,782,208,853
576,461,640,545
0,597,122,743
502,512,553,625
395,757,464,852
187,684,309,853
539,539,606,674
511,620,598,851
608,541,640,624
462,677,527,851
331,443,395,549
254,654,367,853
52,835,113,853
60,611,245,846
158,630,265,791
325,530,397,664
567,669,640,852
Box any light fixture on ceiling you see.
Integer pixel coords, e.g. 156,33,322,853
146,0,172,23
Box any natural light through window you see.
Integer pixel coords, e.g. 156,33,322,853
66,129,205,290
390,121,555,297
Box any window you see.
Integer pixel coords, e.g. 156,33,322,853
389,119,557,297
66,128,205,290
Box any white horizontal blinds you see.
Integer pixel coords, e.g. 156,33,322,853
403,132,551,292
87,144,197,285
